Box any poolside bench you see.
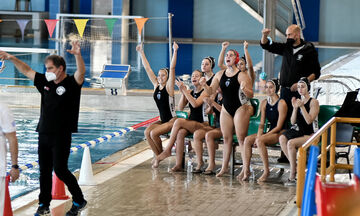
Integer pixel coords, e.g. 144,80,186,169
100,64,131,96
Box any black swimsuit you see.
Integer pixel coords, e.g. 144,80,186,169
219,70,242,117
153,86,175,123
189,89,207,123
265,99,281,131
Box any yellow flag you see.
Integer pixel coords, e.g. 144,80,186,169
134,18,149,36
73,19,89,38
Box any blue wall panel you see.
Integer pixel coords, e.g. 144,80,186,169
300,0,320,42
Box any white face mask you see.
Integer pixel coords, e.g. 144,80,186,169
45,72,56,82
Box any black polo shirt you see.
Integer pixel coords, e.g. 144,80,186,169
34,73,82,133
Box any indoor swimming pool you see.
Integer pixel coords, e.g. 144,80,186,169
7,107,157,199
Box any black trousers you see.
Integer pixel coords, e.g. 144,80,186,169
280,87,300,125
38,132,85,206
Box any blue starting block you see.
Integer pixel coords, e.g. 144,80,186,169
100,64,131,95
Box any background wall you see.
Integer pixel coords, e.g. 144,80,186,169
319,0,360,44
0,0,45,11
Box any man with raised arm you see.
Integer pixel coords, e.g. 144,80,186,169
260,24,321,163
0,41,87,216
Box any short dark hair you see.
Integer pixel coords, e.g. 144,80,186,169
44,55,66,72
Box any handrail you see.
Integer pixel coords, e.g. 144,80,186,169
296,117,360,215
291,0,305,39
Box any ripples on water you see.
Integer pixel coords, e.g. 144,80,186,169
7,108,156,199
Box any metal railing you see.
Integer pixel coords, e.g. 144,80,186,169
296,117,360,215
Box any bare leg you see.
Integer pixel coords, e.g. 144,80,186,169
234,106,251,180
279,135,290,159
205,128,222,172
240,134,256,181
171,129,188,172
287,136,311,179
216,110,234,177
144,122,162,156
193,129,207,170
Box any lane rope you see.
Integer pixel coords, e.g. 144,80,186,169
7,116,159,174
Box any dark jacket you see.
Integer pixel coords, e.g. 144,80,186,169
260,39,321,87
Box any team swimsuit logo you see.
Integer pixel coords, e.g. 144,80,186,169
157,92,161,100
56,86,66,95
225,78,231,87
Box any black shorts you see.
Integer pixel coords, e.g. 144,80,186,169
282,128,305,140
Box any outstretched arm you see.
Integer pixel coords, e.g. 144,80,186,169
243,41,255,85
136,43,157,87
0,51,36,81
5,132,19,182
167,42,178,97
217,41,229,70
67,41,85,85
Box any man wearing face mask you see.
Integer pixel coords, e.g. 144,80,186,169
0,41,87,216
260,24,320,163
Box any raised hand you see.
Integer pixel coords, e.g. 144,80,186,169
173,41,179,51
66,41,81,56
243,41,248,50
199,77,207,87
0,50,11,60
222,41,230,49
176,79,186,91
262,28,271,37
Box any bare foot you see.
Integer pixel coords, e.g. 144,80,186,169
237,169,244,180
195,161,204,170
242,171,251,181
257,170,269,182
216,168,228,177
152,158,160,168
170,165,183,172
152,149,171,168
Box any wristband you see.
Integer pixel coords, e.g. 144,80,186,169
12,164,19,169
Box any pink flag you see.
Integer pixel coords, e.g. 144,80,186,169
16,19,30,41
44,19,59,38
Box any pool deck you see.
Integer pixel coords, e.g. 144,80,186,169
12,139,299,216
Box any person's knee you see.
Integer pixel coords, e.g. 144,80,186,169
287,140,296,151
150,130,160,140
279,135,287,144
144,127,151,138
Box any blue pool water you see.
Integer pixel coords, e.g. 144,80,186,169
7,107,157,199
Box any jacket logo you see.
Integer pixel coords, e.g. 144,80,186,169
297,54,303,61
44,86,50,91
56,86,66,95
157,92,161,100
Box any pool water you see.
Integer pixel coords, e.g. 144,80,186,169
7,107,157,199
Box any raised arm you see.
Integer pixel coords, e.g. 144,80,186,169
260,28,286,55
260,28,271,45
239,73,254,98
0,51,36,81
243,41,255,85
290,97,298,125
67,41,85,85
5,132,19,182
166,42,178,97
217,41,229,70
136,43,157,86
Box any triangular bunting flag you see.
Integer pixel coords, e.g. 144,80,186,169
104,18,118,36
73,19,89,38
134,18,149,36
16,19,30,40
44,19,59,38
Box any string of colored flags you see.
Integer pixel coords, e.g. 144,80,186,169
0,17,152,40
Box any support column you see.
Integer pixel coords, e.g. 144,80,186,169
262,0,276,79
168,0,193,75
112,0,122,64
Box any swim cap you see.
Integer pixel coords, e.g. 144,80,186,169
267,78,280,93
259,71,267,80
298,77,310,91
204,56,215,69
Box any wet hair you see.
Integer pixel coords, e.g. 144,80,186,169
229,49,240,65
240,55,246,64
203,56,215,69
45,55,66,72
298,77,310,91
267,78,280,93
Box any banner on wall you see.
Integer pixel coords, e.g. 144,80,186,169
16,19,30,41
104,18,118,36
73,19,89,38
134,18,149,36
44,19,59,38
